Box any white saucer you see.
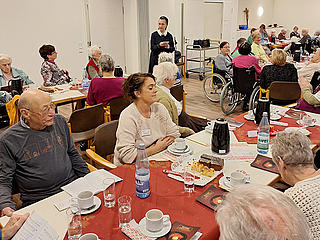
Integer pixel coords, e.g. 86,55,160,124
138,217,172,238
285,127,311,136
167,144,192,156
219,174,250,189
270,114,281,121
296,120,315,127
244,114,254,121
81,196,101,215
205,125,213,134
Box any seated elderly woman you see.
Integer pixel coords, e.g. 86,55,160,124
39,44,70,86
158,52,181,86
86,45,102,80
278,28,287,40
251,31,270,63
0,54,33,87
86,54,125,106
298,49,320,82
260,49,298,89
232,42,261,77
296,76,320,113
271,131,320,239
153,62,208,136
114,73,179,166
215,41,233,76
216,184,310,240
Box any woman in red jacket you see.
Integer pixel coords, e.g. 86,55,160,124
86,45,102,80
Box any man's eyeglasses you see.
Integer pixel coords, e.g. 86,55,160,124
25,102,56,115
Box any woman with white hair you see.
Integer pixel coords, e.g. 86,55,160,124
158,52,182,86
271,131,320,239
86,54,125,106
86,45,102,79
278,28,287,40
0,54,33,87
153,62,208,136
216,184,310,240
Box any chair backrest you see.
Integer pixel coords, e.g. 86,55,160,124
108,96,130,120
269,81,301,101
69,103,104,133
92,120,119,158
310,70,320,92
232,65,256,95
170,85,184,102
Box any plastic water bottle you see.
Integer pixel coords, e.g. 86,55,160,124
300,46,303,62
257,112,270,154
82,68,90,89
135,143,150,198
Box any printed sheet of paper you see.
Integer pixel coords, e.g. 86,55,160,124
61,169,122,196
12,211,58,240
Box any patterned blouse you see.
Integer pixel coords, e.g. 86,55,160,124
40,60,70,86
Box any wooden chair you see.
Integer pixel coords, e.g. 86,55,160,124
86,120,118,170
68,103,105,144
170,85,187,112
108,96,131,121
268,81,301,104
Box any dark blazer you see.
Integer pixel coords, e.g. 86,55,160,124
148,31,174,73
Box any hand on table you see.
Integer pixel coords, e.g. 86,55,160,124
2,213,29,240
1,207,15,217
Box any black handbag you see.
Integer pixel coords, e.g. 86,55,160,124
193,40,203,48
202,39,210,48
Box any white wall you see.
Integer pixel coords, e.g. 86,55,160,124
237,0,274,29
1,0,88,85
273,0,320,36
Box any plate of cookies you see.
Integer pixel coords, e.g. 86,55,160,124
169,154,224,186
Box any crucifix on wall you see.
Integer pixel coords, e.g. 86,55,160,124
243,8,249,27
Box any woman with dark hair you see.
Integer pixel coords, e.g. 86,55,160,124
86,54,125,106
148,16,175,73
114,73,179,166
215,41,233,76
232,42,261,77
39,44,70,86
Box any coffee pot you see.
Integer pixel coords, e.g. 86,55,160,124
253,97,270,125
8,77,23,96
211,118,230,155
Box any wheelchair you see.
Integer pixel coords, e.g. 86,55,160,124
203,60,232,102
220,65,260,115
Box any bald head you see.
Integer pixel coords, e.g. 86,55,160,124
18,89,51,112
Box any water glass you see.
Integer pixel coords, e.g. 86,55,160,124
302,115,313,127
118,195,132,228
67,199,82,240
103,178,115,208
184,166,195,193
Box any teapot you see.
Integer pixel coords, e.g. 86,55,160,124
8,77,23,96
253,97,270,125
211,118,230,155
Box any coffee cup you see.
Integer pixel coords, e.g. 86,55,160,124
145,209,170,232
77,191,94,210
175,138,186,150
207,120,214,126
247,110,254,118
79,233,100,240
230,171,246,186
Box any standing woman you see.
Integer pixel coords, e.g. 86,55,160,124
148,16,175,73
86,45,102,80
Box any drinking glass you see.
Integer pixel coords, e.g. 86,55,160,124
302,114,313,127
184,166,195,193
103,178,115,208
118,195,132,228
67,198,82,240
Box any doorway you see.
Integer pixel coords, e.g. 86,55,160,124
203,2,223,41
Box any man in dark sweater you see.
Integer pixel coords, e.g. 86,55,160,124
0,89,90,217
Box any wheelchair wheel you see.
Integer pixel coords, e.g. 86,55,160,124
220,81,239,115
248,86,260,111
203,73,227,102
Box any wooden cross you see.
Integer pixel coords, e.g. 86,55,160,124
243,8,249,27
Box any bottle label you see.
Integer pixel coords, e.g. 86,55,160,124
257,133,269,151
136,174,150,194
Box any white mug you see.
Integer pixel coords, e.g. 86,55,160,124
77,191,94,210
247,110,254,118
145,209,170,232
230,171,246,186
175,138,186,150
79,233,100,240
207,120,214,126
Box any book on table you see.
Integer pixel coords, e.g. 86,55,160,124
250,154,279,174
196,185,226,212
61,169,122,197
166,221,200,240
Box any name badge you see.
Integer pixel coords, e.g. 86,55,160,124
141,129,151,137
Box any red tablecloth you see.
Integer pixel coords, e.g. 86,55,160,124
233,112,320,145
65,161,221,240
